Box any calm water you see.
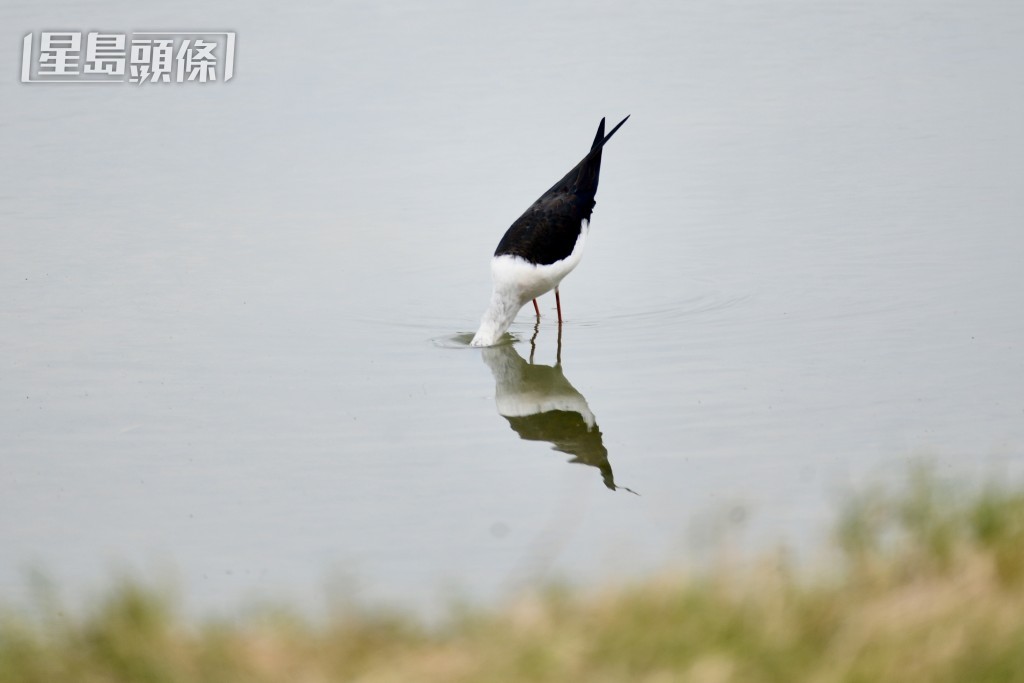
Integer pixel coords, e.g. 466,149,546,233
2,0,1023,615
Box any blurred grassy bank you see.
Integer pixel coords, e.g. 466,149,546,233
3,469,1024,683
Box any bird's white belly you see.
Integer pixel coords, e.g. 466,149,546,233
490,224,588,305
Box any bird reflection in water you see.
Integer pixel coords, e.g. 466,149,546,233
480,325,636,493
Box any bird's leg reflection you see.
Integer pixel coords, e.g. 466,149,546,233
527,309,563,367
480,342,635,493
529,318,541,365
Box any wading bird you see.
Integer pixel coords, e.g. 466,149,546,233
470,116,629,347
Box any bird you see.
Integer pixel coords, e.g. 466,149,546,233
470,115,629,347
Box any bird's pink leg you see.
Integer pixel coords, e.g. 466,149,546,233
555,288,563,323
533,299,540,318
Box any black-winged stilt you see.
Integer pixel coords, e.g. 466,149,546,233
470,116,630,347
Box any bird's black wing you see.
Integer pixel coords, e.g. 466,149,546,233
493,192,589,265
494,116,629,266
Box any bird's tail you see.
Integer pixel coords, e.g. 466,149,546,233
567,115,630,204
590,118,606,150
590,115,630,152
542,115,630,205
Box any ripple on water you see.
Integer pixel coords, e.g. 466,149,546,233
432,332,477,349
360,277,753,349
580,291,751,331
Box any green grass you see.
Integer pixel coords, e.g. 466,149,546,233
3,467,1024,682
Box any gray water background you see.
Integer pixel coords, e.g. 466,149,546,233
2,0,1023,615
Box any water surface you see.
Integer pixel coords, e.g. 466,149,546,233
2,0,1023,614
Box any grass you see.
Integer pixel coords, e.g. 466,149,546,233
3,467,1024,682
